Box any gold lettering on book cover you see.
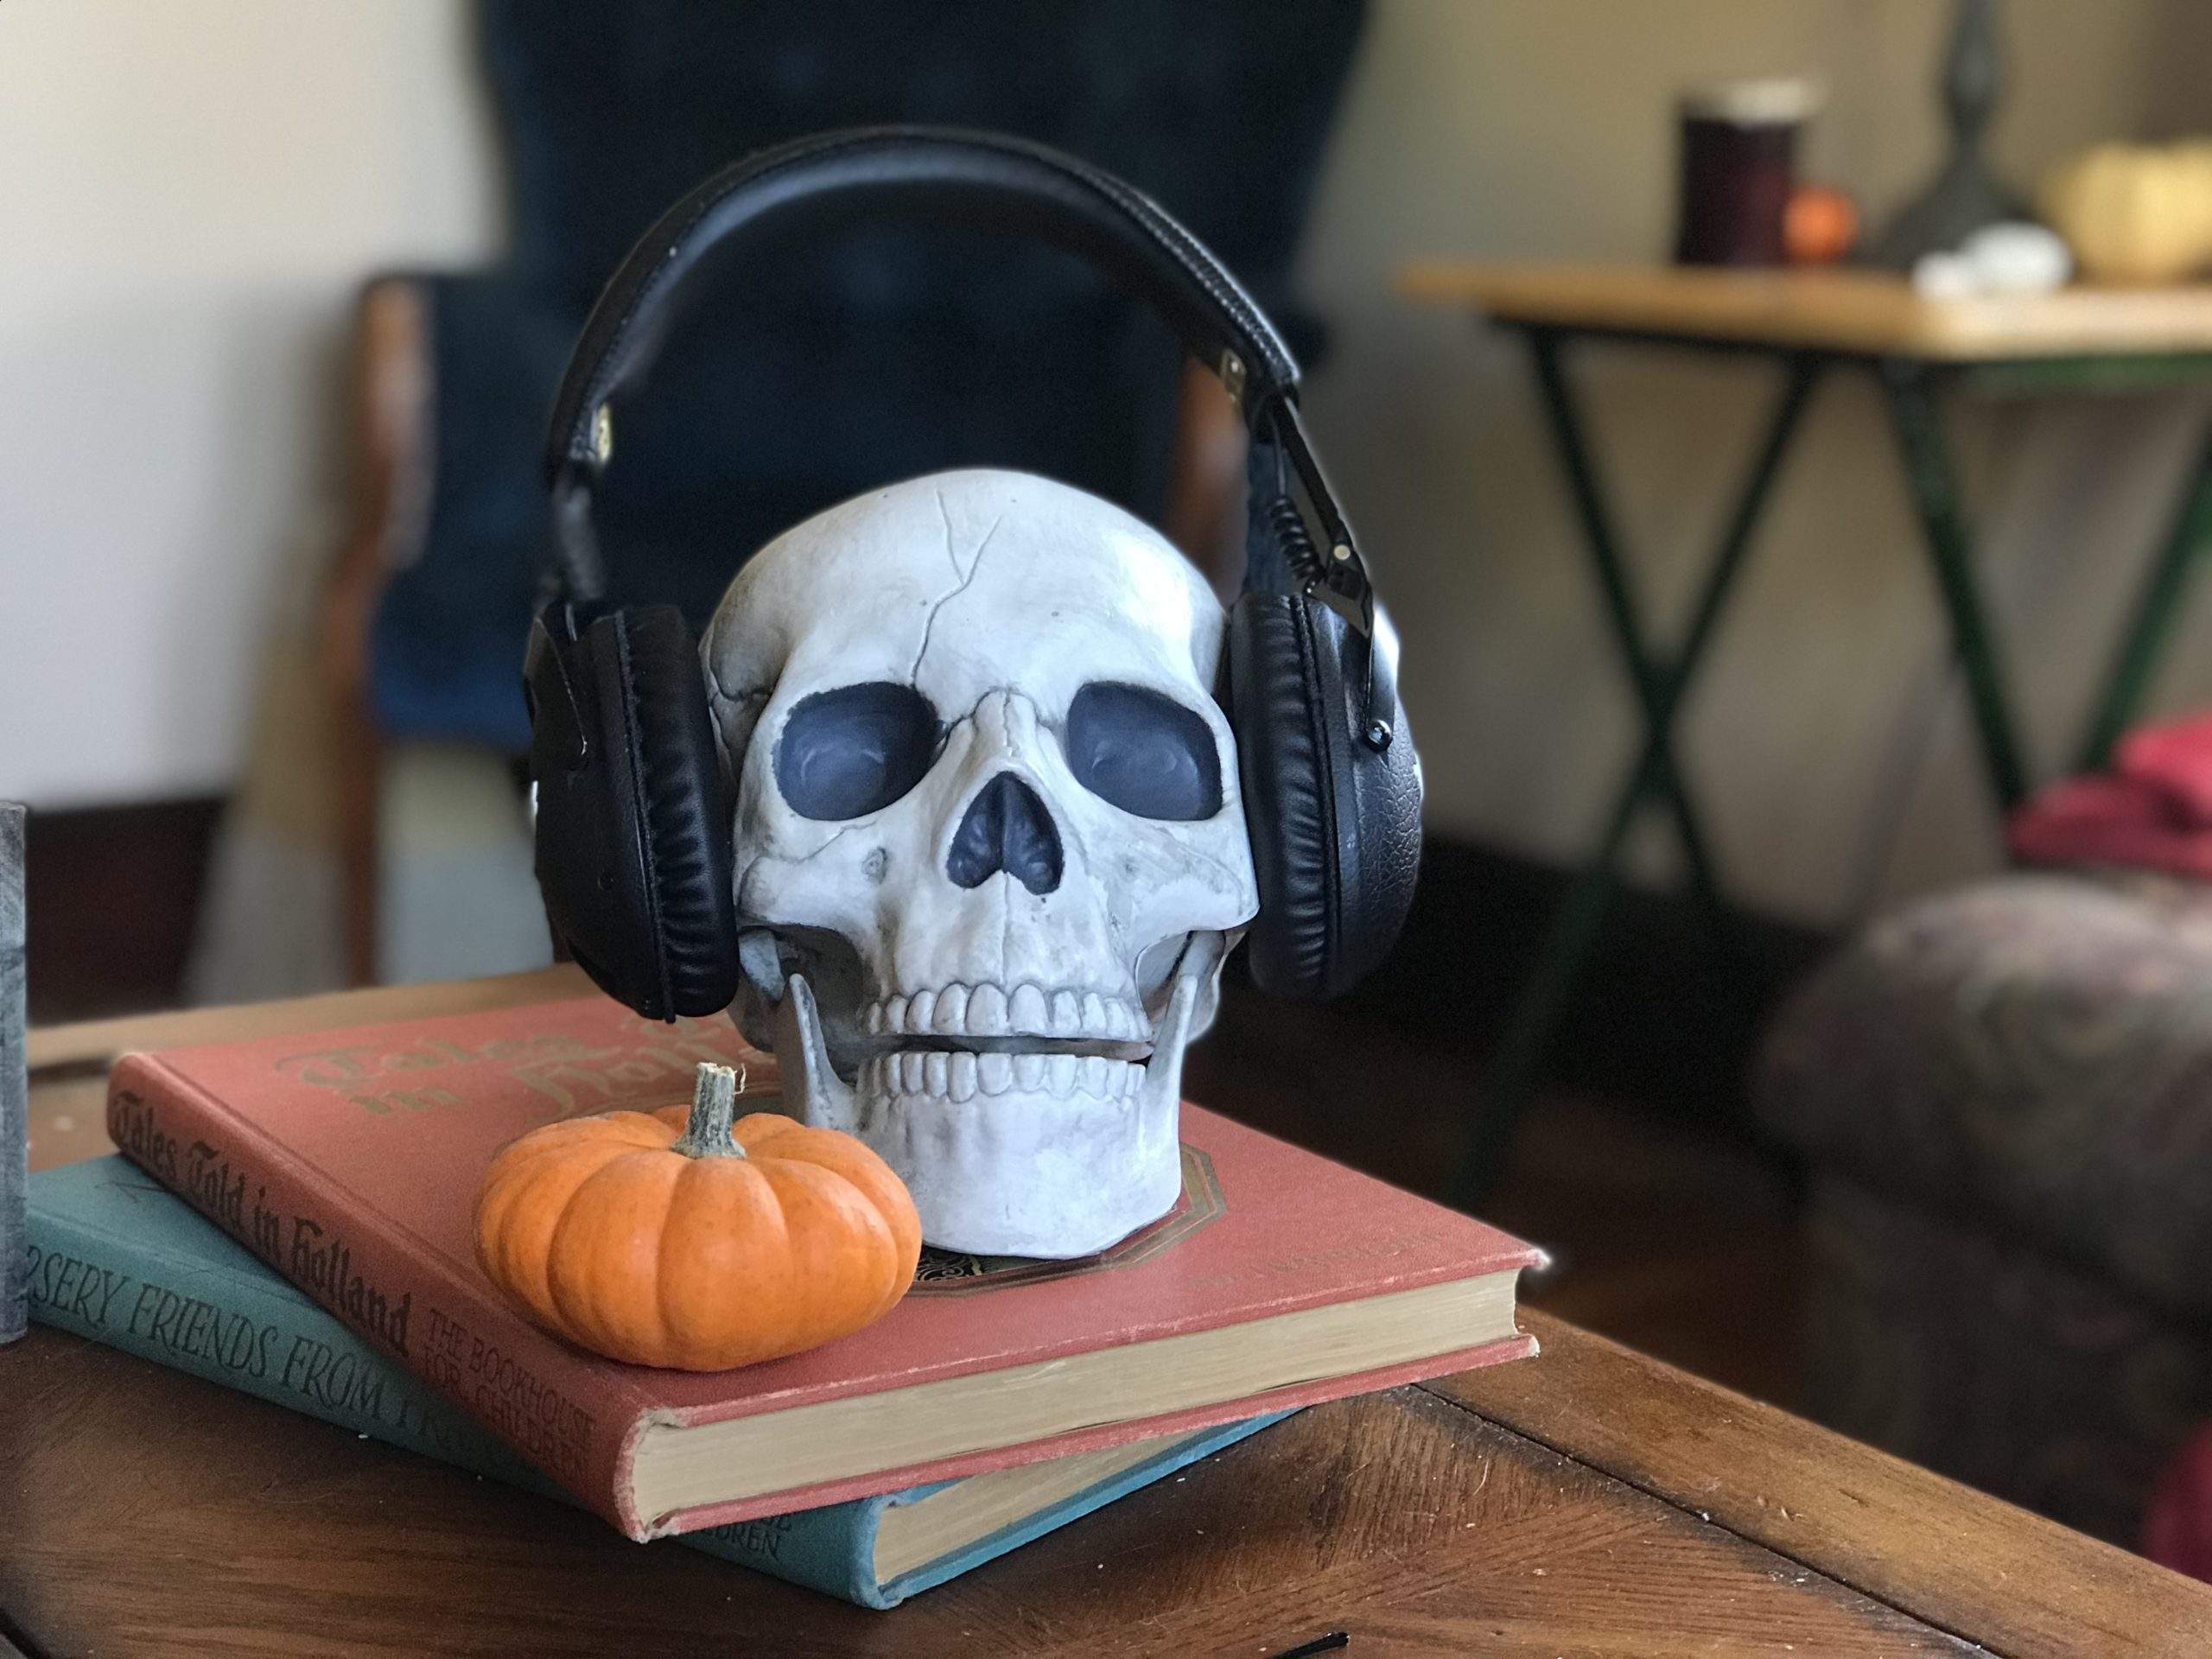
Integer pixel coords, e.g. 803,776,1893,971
420,1304,596,1483
270,1014,762,1122
113,1084,602,1482
111,1089,181,1183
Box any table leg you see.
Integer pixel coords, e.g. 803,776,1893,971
1878,361,2031,813
1526,330,1724,907
1452,348,1822,1208
2075,423,2212,772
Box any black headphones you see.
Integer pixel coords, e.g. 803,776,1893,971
525,127,1421,1022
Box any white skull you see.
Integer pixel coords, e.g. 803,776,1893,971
701,469,1259,1257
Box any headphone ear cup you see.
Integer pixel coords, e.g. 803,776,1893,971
1229,590,1422,1000
1230,592,1339,998
526,603,740,1020
613,607,744,1012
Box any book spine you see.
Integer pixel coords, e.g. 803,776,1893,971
874,1411,1289,1607
25,1196,544,1491
680,1500,893,1609
25,1189,899,1604
105,1054,654,1538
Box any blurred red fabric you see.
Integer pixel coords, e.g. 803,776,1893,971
2018,711,2212,1577
2145,1426,2212,1584
2009,712,2212,877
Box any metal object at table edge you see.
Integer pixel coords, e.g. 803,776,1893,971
2,802,27,1345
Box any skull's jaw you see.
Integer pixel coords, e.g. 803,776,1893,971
762,936,1224,1258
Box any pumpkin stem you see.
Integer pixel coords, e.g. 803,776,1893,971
671,1063,749,1160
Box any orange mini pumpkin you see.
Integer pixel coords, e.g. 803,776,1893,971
1784,184,1859,265
474,1063,921,1370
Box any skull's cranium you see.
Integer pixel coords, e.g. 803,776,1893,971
702,469,1258,1257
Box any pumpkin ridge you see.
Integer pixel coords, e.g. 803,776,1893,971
778,1129,918,1310
656,1154,782,1367
784,1138,921,1282
756,1160,901,1349
545,1151,683,1363
477,1137,639,1329
798,1165,904,1324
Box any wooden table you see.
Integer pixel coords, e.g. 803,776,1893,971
1402,262,2212,1202
8,973,2211,1656
1400,263,2212,362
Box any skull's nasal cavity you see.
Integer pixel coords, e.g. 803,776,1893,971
947,773,1063,894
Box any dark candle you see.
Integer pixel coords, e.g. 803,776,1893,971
1675,79,1822,268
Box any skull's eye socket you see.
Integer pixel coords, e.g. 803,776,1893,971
1065,682,1222,822
775,683,941,821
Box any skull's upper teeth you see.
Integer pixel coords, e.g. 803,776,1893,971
862,982,1146,1042
859,1051,1146,1103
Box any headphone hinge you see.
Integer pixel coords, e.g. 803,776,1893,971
524,602,593,771
1259,396,1394,748
1218,348,1248,416
1267,397,1371,612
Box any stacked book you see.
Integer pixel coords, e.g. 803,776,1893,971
30,995,1539,1608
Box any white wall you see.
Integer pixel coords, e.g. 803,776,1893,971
0,1,500,807
1298,0,2212,921
5,0,2209,928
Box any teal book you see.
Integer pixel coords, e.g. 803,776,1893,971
25,1156,1286,1610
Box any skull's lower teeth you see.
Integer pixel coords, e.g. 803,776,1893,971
860,1050,1145,1102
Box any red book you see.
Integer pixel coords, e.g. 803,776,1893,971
106,995,1541,1541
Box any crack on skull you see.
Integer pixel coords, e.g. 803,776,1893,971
705,689,749,783
702,655,769,785
702,652,756,709
933,486,963,582
1147,834,1250,898
908,498,1004,683
733,852,761,918
733,824,870,920
795,824,864,864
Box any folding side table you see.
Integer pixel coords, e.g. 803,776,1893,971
1400,263,2212,1205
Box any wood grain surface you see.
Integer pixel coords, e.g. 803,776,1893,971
8,1324,1990,1659
1439,1312,2212,1659
1398,262,2212,360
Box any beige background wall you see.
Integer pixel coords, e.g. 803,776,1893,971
0,1,499,808
4,0,2208,928
1300,0,2212,922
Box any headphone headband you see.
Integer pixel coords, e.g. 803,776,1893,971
544,125,1306,598
524,128,1421,1030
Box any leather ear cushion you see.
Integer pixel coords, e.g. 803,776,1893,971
1227,592,1338,998
600,607,740,1016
